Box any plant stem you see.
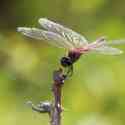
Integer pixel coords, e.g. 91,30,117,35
51,68,64,125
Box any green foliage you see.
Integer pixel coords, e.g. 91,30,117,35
0,0,125,125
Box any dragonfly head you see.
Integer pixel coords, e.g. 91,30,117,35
60,57,72,67
60,51,81,67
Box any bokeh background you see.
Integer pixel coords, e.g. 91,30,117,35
0,0,125,125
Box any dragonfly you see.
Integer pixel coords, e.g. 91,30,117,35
17,18,124,77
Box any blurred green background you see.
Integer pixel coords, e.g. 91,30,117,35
0,0,125,125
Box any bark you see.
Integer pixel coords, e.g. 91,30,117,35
51,68,65,125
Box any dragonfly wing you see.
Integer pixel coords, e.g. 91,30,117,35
17,27,74,49
93,45,123,55
38,18,88,48
106,40,125,45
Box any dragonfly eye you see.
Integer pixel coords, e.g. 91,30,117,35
60,57,72,67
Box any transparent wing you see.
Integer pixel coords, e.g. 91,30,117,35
105,40,125,45
87,37,123,55
93,45,123,55
38,18,88,48
17,27,74,49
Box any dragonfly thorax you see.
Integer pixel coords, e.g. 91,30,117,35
68,51,81,62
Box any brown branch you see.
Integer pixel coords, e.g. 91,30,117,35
51,68,65,125
26,68,68,125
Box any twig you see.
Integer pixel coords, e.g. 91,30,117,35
51,68,65,125
26,68,68,125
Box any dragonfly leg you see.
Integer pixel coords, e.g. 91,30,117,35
63,65,73,79
68,65,73,77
